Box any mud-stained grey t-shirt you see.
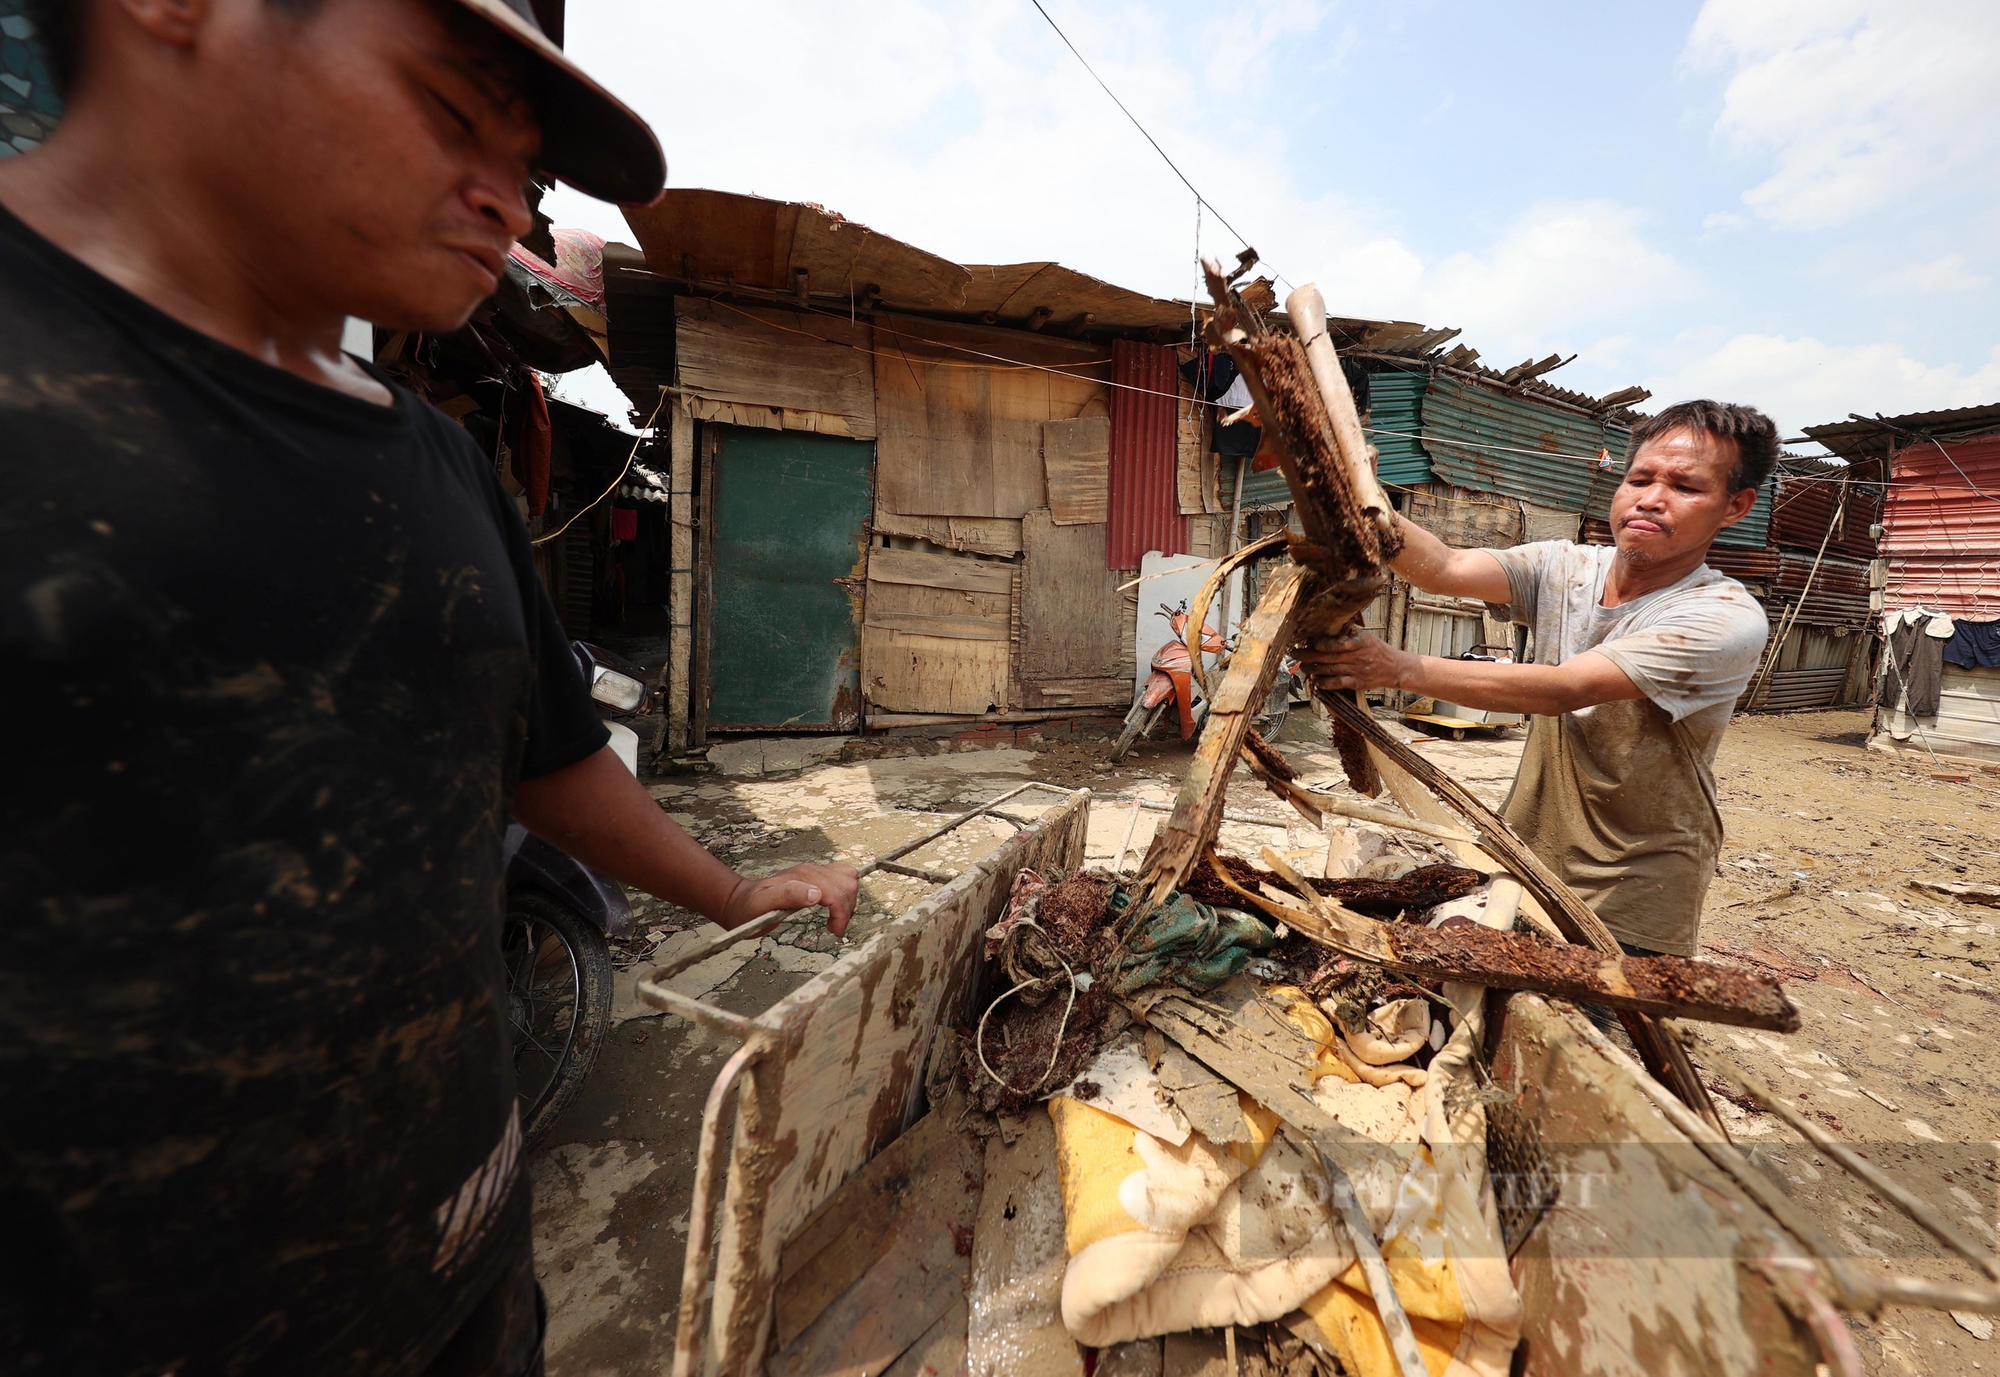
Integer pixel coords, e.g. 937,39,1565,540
1484,541,1769,955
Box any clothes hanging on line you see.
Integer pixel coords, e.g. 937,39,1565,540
1942,618,2000,670
1884,608,1953,719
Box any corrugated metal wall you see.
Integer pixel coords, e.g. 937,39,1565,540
1420,374,1627,518
1880,437,2000,620
1228,368,1428,513
1367,371,1431,488
1772,551,1873,624
1419,375,1774,548
1772,474,1882,560
1107,339,1187,568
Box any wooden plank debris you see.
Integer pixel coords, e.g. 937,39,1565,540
769,1109,982,1377
1321,693,1728,1128
773,1102,986,1350
1246,849,1799,1031
1137,561,1315,907
1042,417,1111,524
965,1108,1085,1377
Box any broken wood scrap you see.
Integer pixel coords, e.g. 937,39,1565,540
1202,264,1386,579
1238,729,1327,828
1137,561,1316,909
771,1100,986,1376
1248,848,1799,1032
1182,852,1483,919
1319,691,1728,1129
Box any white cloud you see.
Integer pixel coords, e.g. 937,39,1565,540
1871,253,1990,295
1645,333,2000,435
1685,0,2000,229
543,0,1359,306
1408,202,1705,367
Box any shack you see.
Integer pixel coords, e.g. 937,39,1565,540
1733,456,1882,712
1804,404,2000,764
591,190,1438,756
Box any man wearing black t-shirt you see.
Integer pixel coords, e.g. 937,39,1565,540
0,1,859,1374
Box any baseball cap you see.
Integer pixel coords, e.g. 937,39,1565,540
454,0,665,204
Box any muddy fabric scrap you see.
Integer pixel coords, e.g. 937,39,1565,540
1105,889,1276,996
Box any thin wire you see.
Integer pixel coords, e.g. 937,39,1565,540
703,292,2000,508
530,388,670,546
1027,0,1287,289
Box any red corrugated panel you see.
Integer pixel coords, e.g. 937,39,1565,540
1880,437,2000,556
1771,475,1881,561
1106,339,1187,569
1885,555,2000,620
1879,437,2000,619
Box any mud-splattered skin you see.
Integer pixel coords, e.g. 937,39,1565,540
0,209,607,1373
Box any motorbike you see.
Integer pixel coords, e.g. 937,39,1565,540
1109,603,1307,763
1109,603,1229,762
503,639,650,1145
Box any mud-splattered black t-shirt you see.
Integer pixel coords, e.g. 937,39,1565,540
0,204,609,1375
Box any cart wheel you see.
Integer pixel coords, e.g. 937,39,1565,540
1452,728,1466,741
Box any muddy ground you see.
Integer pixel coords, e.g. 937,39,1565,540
528,707,2000,1376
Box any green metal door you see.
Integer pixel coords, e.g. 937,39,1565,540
706,427,874,731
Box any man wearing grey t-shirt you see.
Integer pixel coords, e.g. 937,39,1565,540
1303,400,1777,957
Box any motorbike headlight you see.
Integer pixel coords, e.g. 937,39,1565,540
589,667,646,711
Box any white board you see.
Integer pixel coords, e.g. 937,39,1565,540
1132,552,1233,701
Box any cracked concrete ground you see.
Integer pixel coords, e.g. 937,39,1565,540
529,707,2000,1375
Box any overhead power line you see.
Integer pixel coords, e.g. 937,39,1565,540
1027,0,1285,288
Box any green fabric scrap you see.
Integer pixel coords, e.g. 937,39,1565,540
1105,888,1275,996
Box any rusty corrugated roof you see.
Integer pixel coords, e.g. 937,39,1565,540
1107,340,1186,568
1803,403,2000,465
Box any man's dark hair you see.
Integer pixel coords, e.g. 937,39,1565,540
1626,399,1780,494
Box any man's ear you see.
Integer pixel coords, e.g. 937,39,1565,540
1717,483,1758,529
114,0,213,48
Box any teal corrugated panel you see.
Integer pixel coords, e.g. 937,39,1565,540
1420,375,1624,515
1236,459,1293,510
1366,372,1431,487
1419,375,1773,548
1713,475,1773,548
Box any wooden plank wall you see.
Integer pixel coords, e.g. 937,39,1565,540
1042,417,1110,524
1017,510,1127,708
861,315,1121,719
872,316,1108,519
675,297,876,437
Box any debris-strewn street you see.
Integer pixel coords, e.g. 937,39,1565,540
529,709,2000,1376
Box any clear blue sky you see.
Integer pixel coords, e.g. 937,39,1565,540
544,0,1999,445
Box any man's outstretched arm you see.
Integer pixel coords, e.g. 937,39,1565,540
1301,631,1644,718
1389,514,1514,603
515,746,861,935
